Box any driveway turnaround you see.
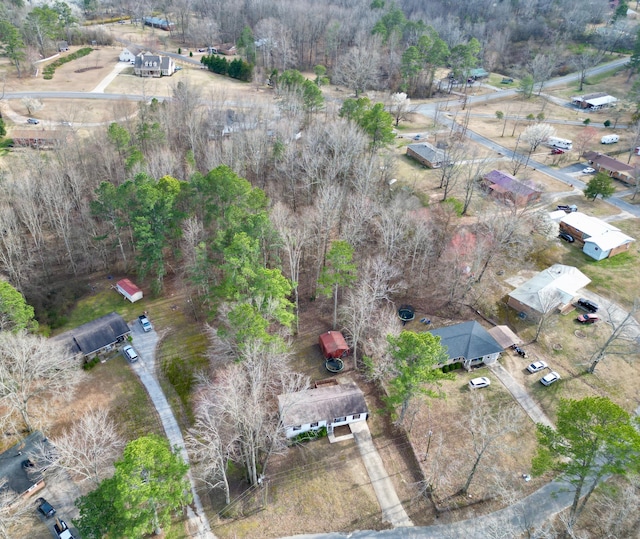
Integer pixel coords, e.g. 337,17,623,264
488,363,554,428
129,322,217,539
349,421,414,528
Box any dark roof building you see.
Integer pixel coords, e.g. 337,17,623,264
482,170,542,206
582,151,637,185
406,142,446,168
10,130,69,149
133,52,176,77
52,312,130,359
429,321,503,369
0,431,49,500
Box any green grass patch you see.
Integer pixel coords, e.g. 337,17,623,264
59,287,151,330
96,356,164,440
43,47,93,79
158,321,209,427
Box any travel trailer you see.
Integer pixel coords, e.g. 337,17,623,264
601,134,619,144
546,137,573,150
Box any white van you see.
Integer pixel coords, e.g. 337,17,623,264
601,134,619,144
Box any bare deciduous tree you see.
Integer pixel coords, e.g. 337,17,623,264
271,202,310,333
0,478,32,539
589,300,640,373
333,43,381,97
186,387,233,505
387,92,412,127
457,394,525,496
0,332,83,432
196,338,308,487
48,408,125,486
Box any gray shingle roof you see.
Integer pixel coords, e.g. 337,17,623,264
407,142,445,164
278,382,368,427
429,321,503,361
52,312,130,357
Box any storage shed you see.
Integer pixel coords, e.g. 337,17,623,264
116,278,143,302
319,331,349,359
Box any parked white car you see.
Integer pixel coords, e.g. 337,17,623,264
122,345,139,362
540,371,560,386
527,360,548,374
469,377,491,389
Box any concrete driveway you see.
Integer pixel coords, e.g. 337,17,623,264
349,421,413,528
127,319,217,539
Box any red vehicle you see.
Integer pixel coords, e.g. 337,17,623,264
551,148,565,155
577,313,599,324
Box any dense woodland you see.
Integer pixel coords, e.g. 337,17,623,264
1,0,640,537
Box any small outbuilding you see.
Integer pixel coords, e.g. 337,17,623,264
319,331,349,359
571,92,618,110
278,381,368,438
116,278,143,302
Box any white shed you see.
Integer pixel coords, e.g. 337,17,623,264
116,278,143,302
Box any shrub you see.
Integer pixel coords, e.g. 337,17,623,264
83,357,100,370
290,426,328,444
178,47,182,54
604,119,611,127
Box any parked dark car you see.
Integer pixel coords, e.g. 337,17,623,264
577,298,599,313
501,77,514,84
36,497,56,518
558,232,575,243
577,313,599,324
557,204,578,213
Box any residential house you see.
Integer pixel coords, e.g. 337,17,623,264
143,16,174,31
571,93,618,110
277,381,368,438
582,151,637,185
560,212,635,260
0,432,50,501
481,170,542,206
52,312,131,361
119,46,142,63
507,264,591,319
216,43,237,55
10,130,69,149
429,321,503,370
406,142,446,168
133,52,176,77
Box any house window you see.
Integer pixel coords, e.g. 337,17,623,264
334,417,346,423
310,422,319,428
352,414,361,420
292,425,301,431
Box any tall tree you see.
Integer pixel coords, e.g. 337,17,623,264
0,21,25,77
318,240,358,330
584,173,616,200
385,331,453,424
333,45,381,97
75,435,191,538
532,397,640,532
0,280,36,332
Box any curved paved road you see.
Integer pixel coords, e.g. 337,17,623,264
129,321,217,539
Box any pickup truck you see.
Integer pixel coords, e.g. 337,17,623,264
54,519,76,539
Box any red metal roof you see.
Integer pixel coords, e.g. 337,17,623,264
117,278,141,296
319,331,349,359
